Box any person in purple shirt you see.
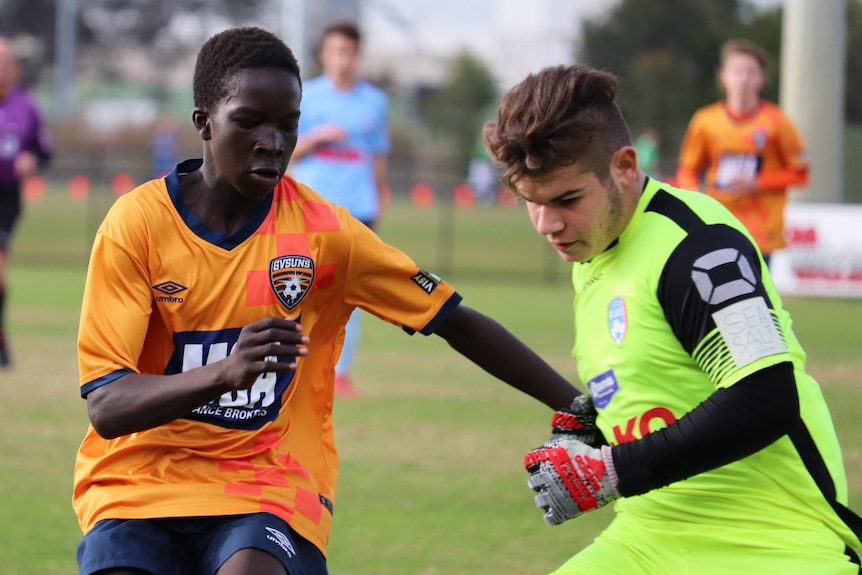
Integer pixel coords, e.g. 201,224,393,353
0,37,54,367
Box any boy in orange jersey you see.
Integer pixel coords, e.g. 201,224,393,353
677,39,809,266
73,27,580,575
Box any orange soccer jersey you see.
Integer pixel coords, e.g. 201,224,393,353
677,101,809,254
74,159,461,556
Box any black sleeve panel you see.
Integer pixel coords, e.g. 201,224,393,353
612,361,800,497
657,223,772,356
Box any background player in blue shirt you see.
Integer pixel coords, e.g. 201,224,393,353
291,21,389,399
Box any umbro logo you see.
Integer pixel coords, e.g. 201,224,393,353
153,281,187,295
265,526,296,557
153,281,187,303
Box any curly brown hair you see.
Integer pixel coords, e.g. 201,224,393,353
482,64,632,190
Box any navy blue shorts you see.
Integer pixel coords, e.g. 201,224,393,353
76,512,328,575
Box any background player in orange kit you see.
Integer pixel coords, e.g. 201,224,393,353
72,27,581,575
677,39,809,267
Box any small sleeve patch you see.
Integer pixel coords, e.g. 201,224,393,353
711,296,787,368
411,270,440,294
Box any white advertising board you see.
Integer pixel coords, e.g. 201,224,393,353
770,202,862,298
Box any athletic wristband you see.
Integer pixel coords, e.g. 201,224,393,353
601,445,620,495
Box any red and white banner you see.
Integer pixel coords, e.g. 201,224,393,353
770,202,862,298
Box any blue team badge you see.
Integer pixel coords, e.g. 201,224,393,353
270,255,314,310
608,297,627,344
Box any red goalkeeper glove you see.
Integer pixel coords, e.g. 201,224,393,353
524,410,619,526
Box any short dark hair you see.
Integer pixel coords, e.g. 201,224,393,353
483,64,632,189
193,27,300,112
720,38,769,70
320,21,362,48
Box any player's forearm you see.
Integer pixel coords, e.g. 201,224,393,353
757,168,809,191
434,305,579,410
86,369,235,438
610,361,799,497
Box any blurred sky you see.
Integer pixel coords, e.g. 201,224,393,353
359,0,785,89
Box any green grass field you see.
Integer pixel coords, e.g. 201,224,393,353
2,189,862,574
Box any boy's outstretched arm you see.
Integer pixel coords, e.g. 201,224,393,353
433,304,580,410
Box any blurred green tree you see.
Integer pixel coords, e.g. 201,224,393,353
425,50,498,181
576,0,862,170
0,0,266,92
577,0,747,170
846,0,862,122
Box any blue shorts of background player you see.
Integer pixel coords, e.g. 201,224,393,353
77,512,328,575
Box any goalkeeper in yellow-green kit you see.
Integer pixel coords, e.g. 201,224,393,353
483,63,862,575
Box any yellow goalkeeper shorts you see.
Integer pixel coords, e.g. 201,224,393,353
551,513,860,575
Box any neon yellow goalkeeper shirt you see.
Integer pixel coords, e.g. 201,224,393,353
572,177,861,551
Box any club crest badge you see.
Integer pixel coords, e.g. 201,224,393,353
608,296,626,344
270,255,314,310
752,128,767,150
